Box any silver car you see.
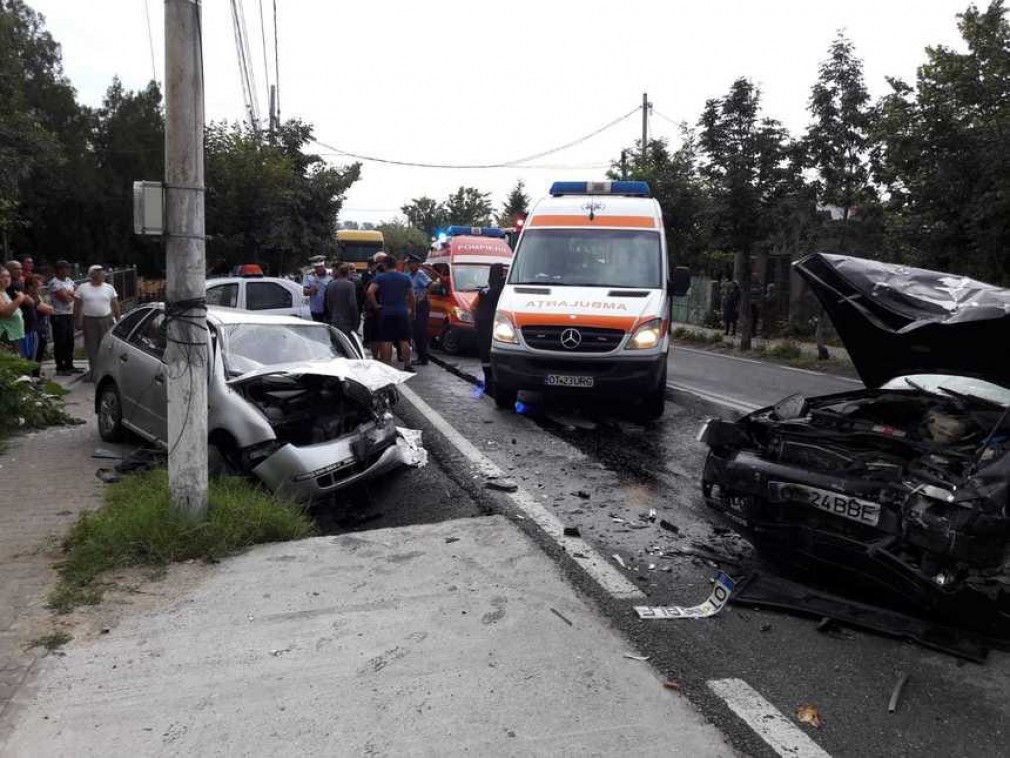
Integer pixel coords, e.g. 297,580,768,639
93,304,420,502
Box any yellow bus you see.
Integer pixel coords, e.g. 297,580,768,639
336,229,385,272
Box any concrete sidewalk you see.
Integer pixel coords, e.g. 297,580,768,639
1,516,732,757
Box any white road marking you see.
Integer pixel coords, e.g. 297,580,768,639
667,381,761,415
398,383,645,599
708,678,832,758
674,345,863,384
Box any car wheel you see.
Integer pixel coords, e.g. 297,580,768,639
493,385,518,410
208,442,239,478
441,327,462,355
639,366,668,421
97,383,124,442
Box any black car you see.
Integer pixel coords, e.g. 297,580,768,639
700,253,1010,633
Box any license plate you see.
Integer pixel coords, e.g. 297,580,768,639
545,374,594,388
770,481,881,527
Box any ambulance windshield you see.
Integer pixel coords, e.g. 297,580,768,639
509,229,661,288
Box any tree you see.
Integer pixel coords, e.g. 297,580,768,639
806,32,879,252
401,196,446,235
873,0,1010,283
699,78,798,349
340,220,359,230
497,180,530,227
204,120,361,275
444,186,493,226
378,220,430,257
608,129,713,274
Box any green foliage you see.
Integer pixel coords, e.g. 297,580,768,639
764,340,803,360
377,220,429,256
873,0,1010,281
204,120,361,276
497,180,530,227
29,631,72,650
0,350,74,439
49,469,316,612
400,196,447,235
444,186,493,226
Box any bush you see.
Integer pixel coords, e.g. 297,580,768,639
0,351,74,439
765,340,803,360
49,469,316,612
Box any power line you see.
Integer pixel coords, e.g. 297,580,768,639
272,0,280,123
256,0,271,104
653,108,683,128
311,105,640,170
142,0,156,82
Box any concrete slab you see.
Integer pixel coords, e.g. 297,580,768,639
1,516,732,757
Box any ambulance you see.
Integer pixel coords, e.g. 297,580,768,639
425,226,514,354
490,181,690,418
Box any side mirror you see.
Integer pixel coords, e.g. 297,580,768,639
669,266,691,297
432,283,448,297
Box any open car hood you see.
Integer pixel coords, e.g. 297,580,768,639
794,253,1010,389
227,359,413,393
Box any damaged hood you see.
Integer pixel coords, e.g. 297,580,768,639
794,253,1010,389
228,359,413,393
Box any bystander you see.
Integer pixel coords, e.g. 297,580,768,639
48,260,80,375
324,263,359,338
74,265,120,382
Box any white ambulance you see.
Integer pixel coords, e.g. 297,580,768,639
490,181,689,418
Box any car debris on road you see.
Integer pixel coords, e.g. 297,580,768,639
634,571,736,620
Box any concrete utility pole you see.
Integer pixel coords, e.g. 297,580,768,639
641,92,650,164
165,0,209,517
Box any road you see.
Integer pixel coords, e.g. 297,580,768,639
406,345,1009,758
668,345,862,412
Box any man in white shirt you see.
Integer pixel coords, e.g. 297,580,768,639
74,264,120,382
303,257,332,322
48,260,81,375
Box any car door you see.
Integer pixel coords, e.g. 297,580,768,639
206,282,239,308
120,310,169,443
244,280,297,317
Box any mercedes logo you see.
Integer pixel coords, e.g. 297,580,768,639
560,328,582,349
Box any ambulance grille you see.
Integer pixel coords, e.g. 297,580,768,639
522,325,624,352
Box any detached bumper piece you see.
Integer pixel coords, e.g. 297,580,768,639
730,572,990,663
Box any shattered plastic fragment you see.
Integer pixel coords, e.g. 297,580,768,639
888,672,909,713
663,680,681,691
623,654,650,661
612,554,628,570
562,526,581,538
795,703,822,729
395,427,428,468
634,571,736,620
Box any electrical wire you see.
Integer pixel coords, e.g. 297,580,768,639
142,0,157,83
310,105,640,170
652,108,683,128
272,0,280,122
257,0,271,107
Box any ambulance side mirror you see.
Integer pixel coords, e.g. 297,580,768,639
431,282,448,296
669,267,691,297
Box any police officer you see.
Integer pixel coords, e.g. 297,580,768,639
406,253,437,365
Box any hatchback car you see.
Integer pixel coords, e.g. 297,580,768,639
205,276,311,320
93,305,419,502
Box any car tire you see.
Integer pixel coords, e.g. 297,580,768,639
208,443,238,479
493,385,518,410
640,367,667,421
441,327,462,355
97,382,124,442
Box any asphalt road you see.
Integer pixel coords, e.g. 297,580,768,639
402,346,1010,758
668,345,862,411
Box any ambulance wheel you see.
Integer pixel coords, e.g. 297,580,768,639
441,327,463,355
493,385,518,410
640,368,667,421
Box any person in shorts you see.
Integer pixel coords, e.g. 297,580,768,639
366,255,416,372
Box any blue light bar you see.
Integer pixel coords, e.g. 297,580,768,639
549,180,651,197
445,226,506,238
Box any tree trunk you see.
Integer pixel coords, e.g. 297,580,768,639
735,249,752,351
815,306,830,360
755,248,769,338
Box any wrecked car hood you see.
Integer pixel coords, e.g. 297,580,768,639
227,359,413,393
795,253,1010,389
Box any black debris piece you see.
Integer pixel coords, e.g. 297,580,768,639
574,490,591,500
730,572,989,663
563,526,581,538
659,519,680,534
95,468,121,484
486,479,519,493
114,447,166,474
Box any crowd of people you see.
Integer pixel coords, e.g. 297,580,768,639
0,255,120,380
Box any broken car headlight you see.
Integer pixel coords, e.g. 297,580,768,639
453,306,474,324
627,318,664,350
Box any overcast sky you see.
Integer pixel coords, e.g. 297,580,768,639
34,0,973,225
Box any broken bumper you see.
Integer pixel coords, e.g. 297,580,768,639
251,427,425,503
491,350,666,396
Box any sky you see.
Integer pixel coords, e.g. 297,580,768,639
33,0,974,226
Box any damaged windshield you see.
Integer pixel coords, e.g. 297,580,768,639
222,323,353,376
886,374,1010,408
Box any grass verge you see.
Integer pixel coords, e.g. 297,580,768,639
29,631,73,651
48,469,316,613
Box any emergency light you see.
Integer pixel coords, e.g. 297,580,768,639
445,226,506,238
549,181,651,197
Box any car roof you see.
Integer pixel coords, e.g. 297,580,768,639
131,302,317,328
207,276,300,289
